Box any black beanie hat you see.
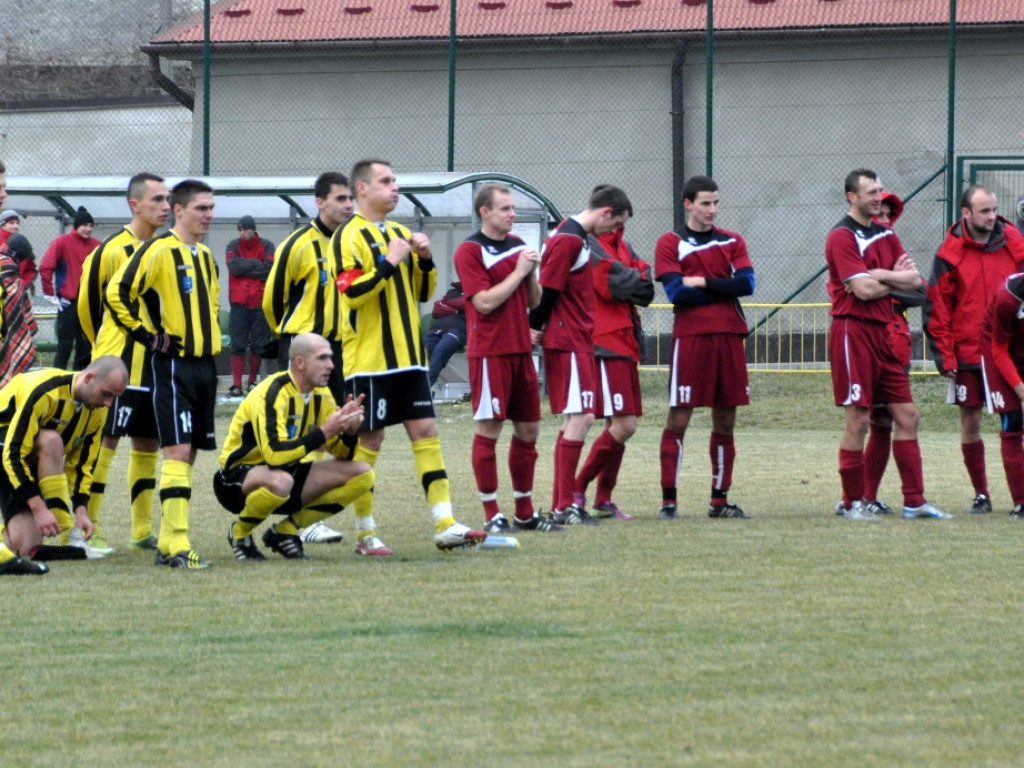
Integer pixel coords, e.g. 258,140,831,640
73,206,94,229
5,233,34,262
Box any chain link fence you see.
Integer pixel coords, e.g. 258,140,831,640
3,2,1024,365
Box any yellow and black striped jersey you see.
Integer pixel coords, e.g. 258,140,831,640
0,368,106,509
219,370,355,470
262,218,343,342
78,225,151,385
334,213,436,376
106,230,221,358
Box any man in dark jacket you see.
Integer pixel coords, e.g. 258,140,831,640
226,215,276,396
424,282,467,387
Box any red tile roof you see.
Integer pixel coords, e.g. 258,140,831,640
150,0,1024,46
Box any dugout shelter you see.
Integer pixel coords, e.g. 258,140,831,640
4,172,562,309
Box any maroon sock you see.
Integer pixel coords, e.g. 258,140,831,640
575,429,618,496
660,428,683,500
892,439,926,508
709,432,735,505
1000,431,1024,505
230,354,244,387
551,430,564,511
557,439,585,511
247,353,262,386
472,433,500,519
838,448,865,509
962,439,988,497
508,435,538,521
594,439,626,507
862,421,892,501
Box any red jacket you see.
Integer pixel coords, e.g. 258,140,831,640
225,234,275,308
590,229,654,361
925,216,1024,371
40,231,100,300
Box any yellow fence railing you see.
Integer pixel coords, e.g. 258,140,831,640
639,302,935,375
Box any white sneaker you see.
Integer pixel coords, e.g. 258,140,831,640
902,502,952,519
299,520,344,544
354,535,394,556
68,527,107,560
434,521,487,550
840,501,880,522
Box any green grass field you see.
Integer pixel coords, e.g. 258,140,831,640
5,371,1022,767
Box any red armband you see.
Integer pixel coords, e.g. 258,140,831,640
336,269,364,294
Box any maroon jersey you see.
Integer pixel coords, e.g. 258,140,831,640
826,215,905,324
654,226,753,337
985,273,1024,392
538,218,594,353
455,231,532,357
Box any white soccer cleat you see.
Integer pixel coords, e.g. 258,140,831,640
434,522,487,550
299,520,344,544
902,502,952,519
839,501,880,522
68,527,108,559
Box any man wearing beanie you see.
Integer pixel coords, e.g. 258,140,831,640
40,206,99,369
0,209,37,291
225,214,276,396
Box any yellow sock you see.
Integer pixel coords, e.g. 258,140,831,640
275,518,299,536
128,449,159,541
0,542,15,563
350,444,379,534
40,474,73,540
412,436,454,531
234,487,288,539
158,459,192,555
87,445,116,533
293,469,375,529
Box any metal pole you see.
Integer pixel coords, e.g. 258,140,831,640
705,0,713,176
945,0,956,228
203,0,211,175
447,0,457,172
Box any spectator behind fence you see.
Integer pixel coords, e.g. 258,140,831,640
0,209,36,291
225,215,276,396
40,206,99,370
424,281,467,387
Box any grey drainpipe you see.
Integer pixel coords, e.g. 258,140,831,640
671,42,687,231
147,52,195,111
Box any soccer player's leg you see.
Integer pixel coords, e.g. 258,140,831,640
707,336,749,519
955,371,990,512
470,356,504,526
504,355,545,528
998,409,1024,516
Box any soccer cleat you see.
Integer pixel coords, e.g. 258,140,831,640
484,514,512,533
129,534,159,550
434,522,488,550
354,535,394,556
708,502,750,519
840,501,880,522
658,504,679,520
901,502,950,519
227,385,244,397
1011,505,1024,519
88,534,116,555
168,549,212,570
0,555,49,575
299,520,344,544
549,504,598,526
67,527,107,560
154,550,171,566
968,494,993,515
834,501,845,516
513,513,563,532
228,524,266,561
593,502,634,521
262,527,307,559
864,500,895,516
246,382,258,393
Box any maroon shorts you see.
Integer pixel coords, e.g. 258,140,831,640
829,317,912,407
543,349,597,415
981,354,1021,414
470,353,541,422
596,357,642,417
946,368,985,409
890,312,912,371
668,335,749,409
